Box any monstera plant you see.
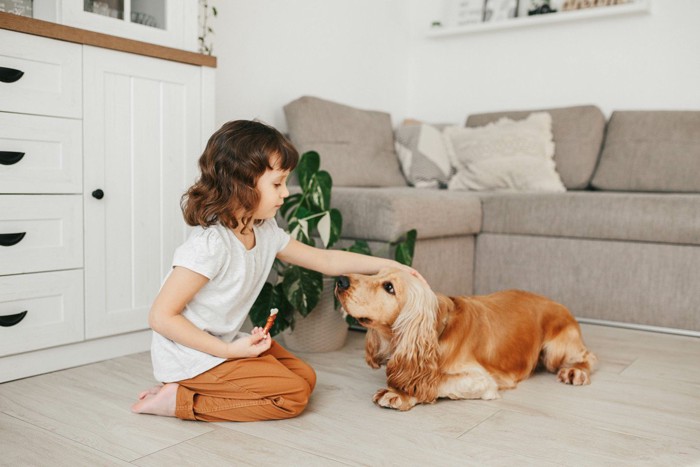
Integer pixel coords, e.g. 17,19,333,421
249,150,416,336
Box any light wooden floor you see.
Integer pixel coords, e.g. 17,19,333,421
1,323,699,466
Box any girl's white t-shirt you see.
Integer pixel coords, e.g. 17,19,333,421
150,218,290,383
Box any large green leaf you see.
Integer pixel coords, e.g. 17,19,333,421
347,239,372,256
307,170,332,211
249,282,294,336
317,212,332,248
327,208,342,248
280,193,302,221
296,151,320,191
282,265,323,317
394,229,417,266
249,282,275,328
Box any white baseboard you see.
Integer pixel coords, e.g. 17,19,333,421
577,317,700,338
0,330,151,383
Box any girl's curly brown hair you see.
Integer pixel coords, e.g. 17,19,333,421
182,120,298,232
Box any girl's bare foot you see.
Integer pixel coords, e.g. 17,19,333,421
131,383,178,416
137,385,163,400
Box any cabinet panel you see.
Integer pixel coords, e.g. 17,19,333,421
0,113,82,194
0,195,83,275
0,29,82,118
83,46,201,338
0,269,84,357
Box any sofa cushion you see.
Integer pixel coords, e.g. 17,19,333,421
445,112,565,193
332,187,482,242
480,191,700,246
284,96,407,187
591,111,700,192
466,105,605,190
394,122,452,188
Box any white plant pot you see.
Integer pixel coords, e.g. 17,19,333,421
281,278,348,353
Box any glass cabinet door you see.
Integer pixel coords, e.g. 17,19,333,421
83,0,167,31
56,0,197,52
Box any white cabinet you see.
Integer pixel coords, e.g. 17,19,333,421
0,27,213,382
83,46,201,338
1,30,86,373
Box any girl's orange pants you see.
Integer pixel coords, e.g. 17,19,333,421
174,340,316,422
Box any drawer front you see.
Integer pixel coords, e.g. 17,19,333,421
0,195,83,275
0,29,81,118
0,269,84,357
0,113,82,194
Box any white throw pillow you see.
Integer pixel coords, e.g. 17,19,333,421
394,122,452,188
443,112,566,192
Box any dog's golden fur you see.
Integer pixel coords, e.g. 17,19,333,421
335,268,597,411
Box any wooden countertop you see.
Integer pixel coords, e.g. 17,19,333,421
0,11,216,68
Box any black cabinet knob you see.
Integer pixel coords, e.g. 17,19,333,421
0,66,24,83
92,189,104,199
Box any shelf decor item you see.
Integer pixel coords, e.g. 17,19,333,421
198,0,217,55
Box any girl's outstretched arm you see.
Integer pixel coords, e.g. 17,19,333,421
149,266,271,358
276,238,426,282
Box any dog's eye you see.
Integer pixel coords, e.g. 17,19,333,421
383,282,395,295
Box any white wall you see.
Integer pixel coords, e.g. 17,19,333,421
213,1,700,131
212,0,411,131
407,0,700,123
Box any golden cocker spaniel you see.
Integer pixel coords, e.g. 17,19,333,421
335,268,597,411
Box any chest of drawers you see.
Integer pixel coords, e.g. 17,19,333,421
0,24,214,382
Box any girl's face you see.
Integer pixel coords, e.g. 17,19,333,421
253,156,290,220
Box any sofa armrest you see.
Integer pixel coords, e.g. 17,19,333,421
331,187,482,242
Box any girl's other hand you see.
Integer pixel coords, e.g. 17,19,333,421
226,329,271,359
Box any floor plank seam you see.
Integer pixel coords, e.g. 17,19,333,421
456,409,501,438
213,424,354,465
127,428,215,463
618,356,640,376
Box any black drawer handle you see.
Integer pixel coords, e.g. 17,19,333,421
0,67,24,83
0,232,26,246
92,189,104,199
0,151,25,165
0,311,28,327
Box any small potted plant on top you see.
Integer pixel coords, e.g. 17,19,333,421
248,150,416,351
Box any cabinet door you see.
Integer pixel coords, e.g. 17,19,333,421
83,46,201,338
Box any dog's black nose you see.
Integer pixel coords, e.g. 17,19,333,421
336,275,350,290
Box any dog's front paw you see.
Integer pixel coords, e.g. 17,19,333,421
557,367,590,385
366,356,382,369
372,388,417,411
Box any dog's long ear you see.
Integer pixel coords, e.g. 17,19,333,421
364,328,391,369
386,278,440,402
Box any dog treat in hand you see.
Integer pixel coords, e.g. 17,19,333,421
262,308,278,334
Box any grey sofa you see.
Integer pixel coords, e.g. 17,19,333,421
284,96,700,334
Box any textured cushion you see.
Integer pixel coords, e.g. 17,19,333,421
591,111,700,192
284,96,407,187
445,112,566,192
467,105,606,190
332,187,482,242
394,123,452,188
480,191,700,246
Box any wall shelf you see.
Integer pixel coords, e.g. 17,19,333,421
427,1,651,38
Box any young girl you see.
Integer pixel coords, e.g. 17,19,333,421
131,119,423,422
